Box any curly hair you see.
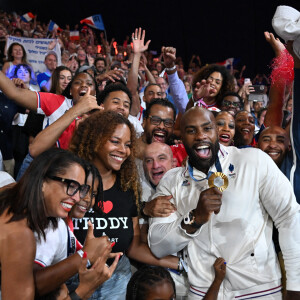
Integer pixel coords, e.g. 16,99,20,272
69,111,140,208
192,64,235,107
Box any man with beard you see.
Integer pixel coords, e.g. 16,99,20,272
258,126,290,168
148,106,300,299
135,98,176,159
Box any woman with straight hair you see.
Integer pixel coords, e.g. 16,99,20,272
0,148,90,299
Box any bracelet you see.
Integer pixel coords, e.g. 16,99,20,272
69,291,82,300
165,65,176,71
77,249,92,268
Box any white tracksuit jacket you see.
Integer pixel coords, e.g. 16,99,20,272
149,145,300,299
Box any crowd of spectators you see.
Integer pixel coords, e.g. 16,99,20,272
0,6,299,300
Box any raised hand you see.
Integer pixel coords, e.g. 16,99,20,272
82,221,112,264
131,27,151,54
87,54,94,66
193,79,217,101
139,53,148,71
264,31,285,57
96,69,124,84
161,46,176,68
74,86,102,116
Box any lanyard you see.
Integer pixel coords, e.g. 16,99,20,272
196,98,217,109
188,156,222,182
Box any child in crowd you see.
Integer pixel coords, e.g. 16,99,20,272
126,258,226,300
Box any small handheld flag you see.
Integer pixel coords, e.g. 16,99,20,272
48,20,62,32
70,31,80,41
80,15,105,31
20,12,35,23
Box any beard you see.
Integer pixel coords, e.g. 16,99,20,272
185,141,220,173
145,128,171,145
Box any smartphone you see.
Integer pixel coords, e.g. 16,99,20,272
248,85,266,102
244,78,251,84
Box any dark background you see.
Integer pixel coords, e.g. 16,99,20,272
2,0,300,78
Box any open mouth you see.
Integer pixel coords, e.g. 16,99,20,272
195,144,211,159
241,128,250,135
79,89,88,96
153,131,167,143
219,134,231,143
152,170,164,179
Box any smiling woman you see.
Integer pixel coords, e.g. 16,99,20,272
68,110,179,299
0,148,89,300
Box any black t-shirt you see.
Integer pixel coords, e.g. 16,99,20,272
23,111,44,138
73,177,138,254
0,92,25,159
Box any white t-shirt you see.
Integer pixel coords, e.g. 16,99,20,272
34,218,68,267
0,171,15,187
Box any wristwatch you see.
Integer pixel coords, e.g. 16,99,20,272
183,210,202,228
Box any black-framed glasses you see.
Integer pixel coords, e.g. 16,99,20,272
149,116,175,128
48,176,90,199
222,100,240,108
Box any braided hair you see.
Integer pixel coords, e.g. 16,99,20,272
126,266,175,300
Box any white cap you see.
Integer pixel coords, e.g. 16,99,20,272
272,5,300,41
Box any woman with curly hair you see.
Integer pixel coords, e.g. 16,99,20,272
186,64,235,111
68,110,178,300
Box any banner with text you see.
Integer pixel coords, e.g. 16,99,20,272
6,36,61,76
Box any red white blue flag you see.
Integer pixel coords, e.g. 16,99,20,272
48,20,62,32
20,12,35,22
80,15,105,30
216,58,240,68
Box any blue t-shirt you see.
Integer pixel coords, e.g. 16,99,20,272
37,72,51,89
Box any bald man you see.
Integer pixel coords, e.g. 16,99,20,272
141,142,177,218
258,126,290,167
148,106,300,299
139,142,188,298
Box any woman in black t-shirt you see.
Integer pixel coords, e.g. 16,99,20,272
69,111,178,300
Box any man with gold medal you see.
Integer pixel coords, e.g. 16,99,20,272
148,107,300,299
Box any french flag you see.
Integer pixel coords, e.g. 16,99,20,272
69,31,80,41
80,15,105,30
48,20,62,32
216,57,240,69
20,12,35,23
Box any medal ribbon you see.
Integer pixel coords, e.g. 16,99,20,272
188,156,222,183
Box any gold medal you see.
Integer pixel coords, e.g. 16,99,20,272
208,172,228,192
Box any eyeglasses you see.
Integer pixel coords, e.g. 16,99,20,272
222,100,240,108
149,116,175,128
48,176,90,199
